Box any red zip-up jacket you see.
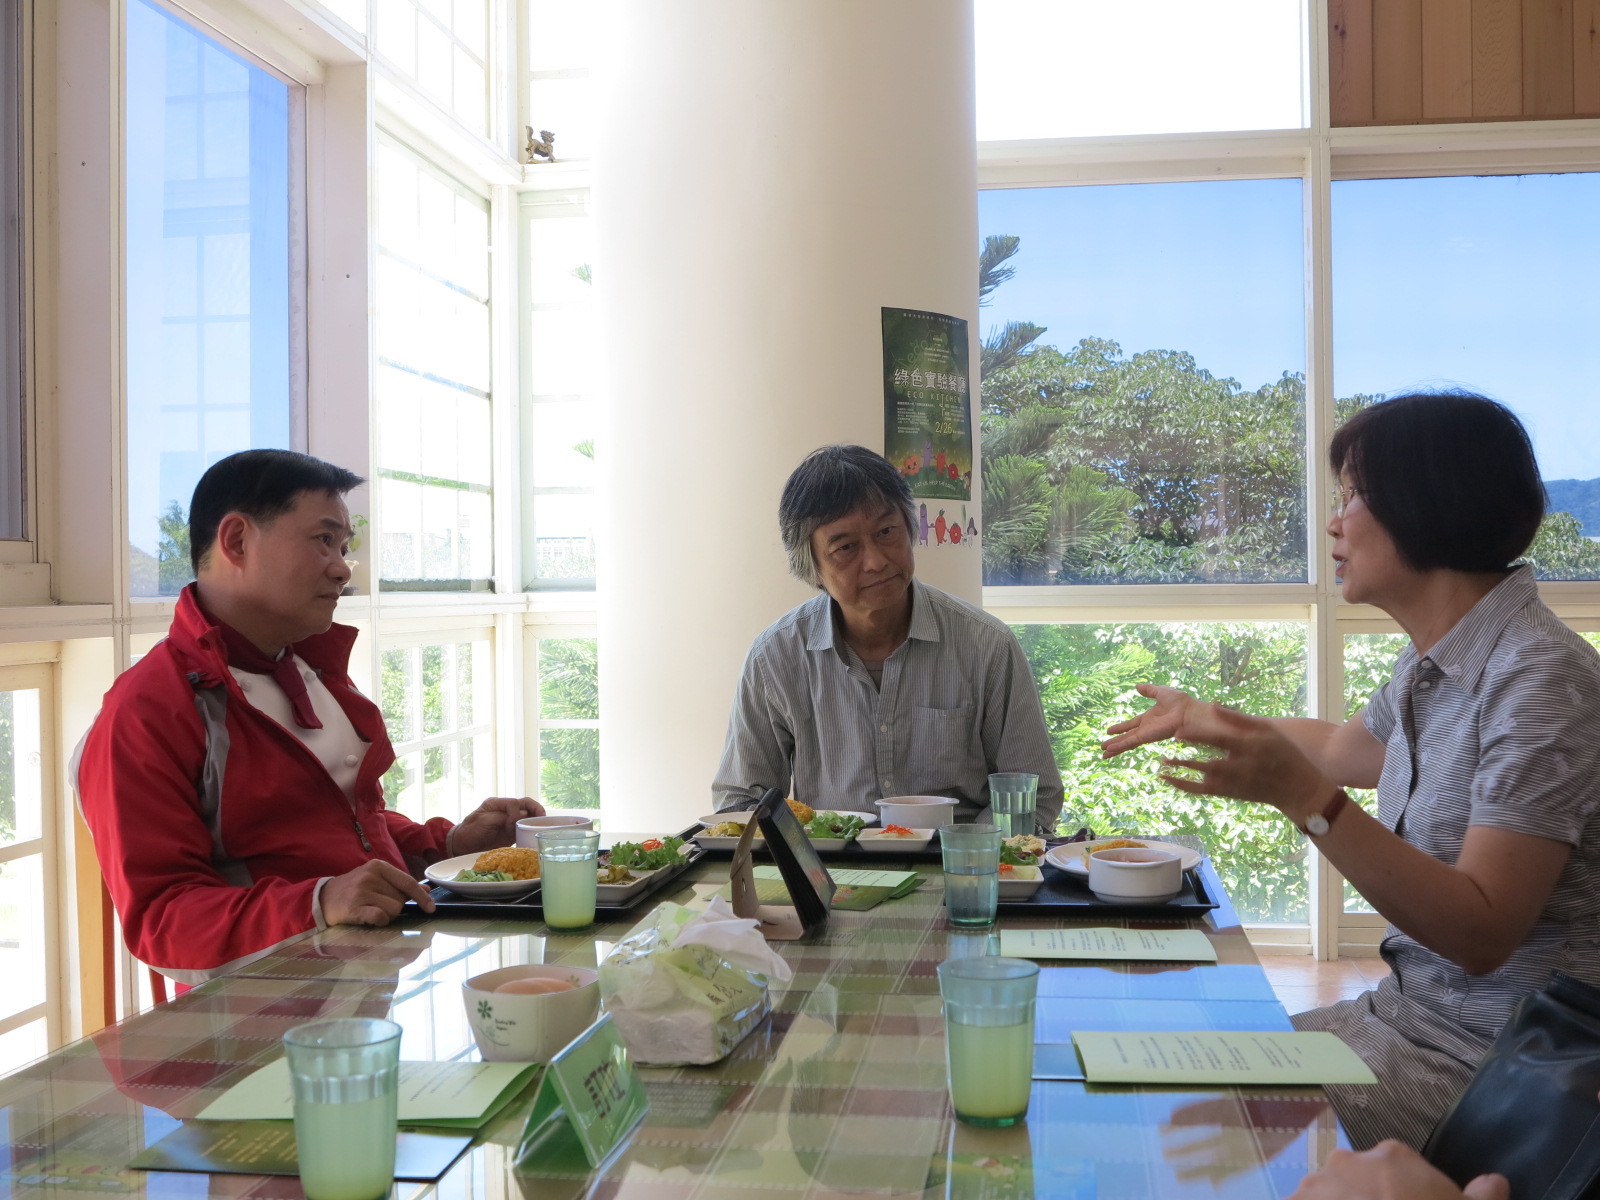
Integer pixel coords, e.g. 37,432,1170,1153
75,586,453,983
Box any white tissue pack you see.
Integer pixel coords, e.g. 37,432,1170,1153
600,898,792,1065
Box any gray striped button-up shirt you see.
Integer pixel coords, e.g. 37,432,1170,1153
1359,564,1600,1058
713,580,1064,830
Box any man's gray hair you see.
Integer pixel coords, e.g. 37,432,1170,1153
778,445,917,588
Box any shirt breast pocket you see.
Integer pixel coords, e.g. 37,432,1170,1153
907,705,979,786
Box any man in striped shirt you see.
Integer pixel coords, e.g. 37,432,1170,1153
713,444,1063,830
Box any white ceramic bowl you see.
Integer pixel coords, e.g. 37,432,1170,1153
462,965,600,1062
515,815,595,847
876,795,959,829
1086,847,1183,904
857,826,935,853
997,864,1044,899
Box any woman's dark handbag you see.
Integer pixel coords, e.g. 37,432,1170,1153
1422,971,1600,1200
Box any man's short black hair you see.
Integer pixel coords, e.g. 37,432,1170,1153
1330,391,1545,573
190,449,364,572
779,445,917,587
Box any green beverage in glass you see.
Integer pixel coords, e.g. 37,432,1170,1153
940,823,1001,928
283,1017,401,1200
987,772,1039,840
536,829,600,929
294,1094,398,1200
946,1019,1034,1120
937,957,1039,1127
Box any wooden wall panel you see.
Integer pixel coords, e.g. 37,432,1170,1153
1374,0,1426,119
1576,0,1600,112
1473,0,1525,115
1525,0,1576,113
1423,0,1476,116
1331,0,1376,123
1332,0,1600,122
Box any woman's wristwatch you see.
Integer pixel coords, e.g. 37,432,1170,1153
1298,789,1350,837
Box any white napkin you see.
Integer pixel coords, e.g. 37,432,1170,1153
676,897,794,982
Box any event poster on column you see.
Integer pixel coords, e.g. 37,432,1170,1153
882,308,973,505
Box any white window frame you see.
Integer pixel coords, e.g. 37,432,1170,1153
976,5,1600,958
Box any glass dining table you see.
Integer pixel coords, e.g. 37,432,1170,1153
0,847,1344,1199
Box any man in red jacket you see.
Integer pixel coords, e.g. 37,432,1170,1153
76,450,544,985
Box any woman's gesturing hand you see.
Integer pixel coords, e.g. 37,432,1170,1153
1158,703,1335,824
1102,683,1201,758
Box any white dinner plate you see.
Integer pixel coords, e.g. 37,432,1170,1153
698,811,757,829
692,833,758,852
1044,839,1202,877
856,827,935,853
997,864,1044,899
425,851,542,898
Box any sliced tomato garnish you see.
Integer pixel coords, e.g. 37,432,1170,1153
640,838,663,851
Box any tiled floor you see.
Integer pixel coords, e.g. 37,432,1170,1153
1257,953,1391,1015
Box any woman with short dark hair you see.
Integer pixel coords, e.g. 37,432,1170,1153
1105,391,1600,1152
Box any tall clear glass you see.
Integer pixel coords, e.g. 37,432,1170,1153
283,1017,401,1200
937,957,1039,1127
536,828,599,929
940,823,1001,928
987,772,1038,839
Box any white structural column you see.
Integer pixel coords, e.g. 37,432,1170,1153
595,0,979,830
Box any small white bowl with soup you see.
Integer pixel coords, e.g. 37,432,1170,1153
876,795,959,829
1086,846,1183,904
462,965,600,1061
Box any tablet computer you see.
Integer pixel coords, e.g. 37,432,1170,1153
755,788,834,932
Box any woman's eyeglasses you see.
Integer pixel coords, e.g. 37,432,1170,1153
1328,486,1360,518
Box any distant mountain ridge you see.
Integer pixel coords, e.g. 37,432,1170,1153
1546,477,1600,538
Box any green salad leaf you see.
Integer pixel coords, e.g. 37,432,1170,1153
804,811,866,840
453,869,514,882
999,835,1045,866
609,836,688,871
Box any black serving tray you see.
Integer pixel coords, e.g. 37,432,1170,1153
996,863,1219,917
691,838,945,864
412,843,706,921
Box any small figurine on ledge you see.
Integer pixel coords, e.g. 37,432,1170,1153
526,127,556,164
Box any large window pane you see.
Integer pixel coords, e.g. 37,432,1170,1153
537,638,598,812
374,0,489,136
978,181,1307,584
523,197,596,589
125,0,296,596
1333,174,1600,580
380,638,493,824
1341,632,1408,914
0,2,21,540
375,141,493,589
0,686,47,1074
976,1,1307,141
526,6,593,162
1015,621,1311,923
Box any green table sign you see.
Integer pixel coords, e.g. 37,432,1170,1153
516,1014,649,1170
